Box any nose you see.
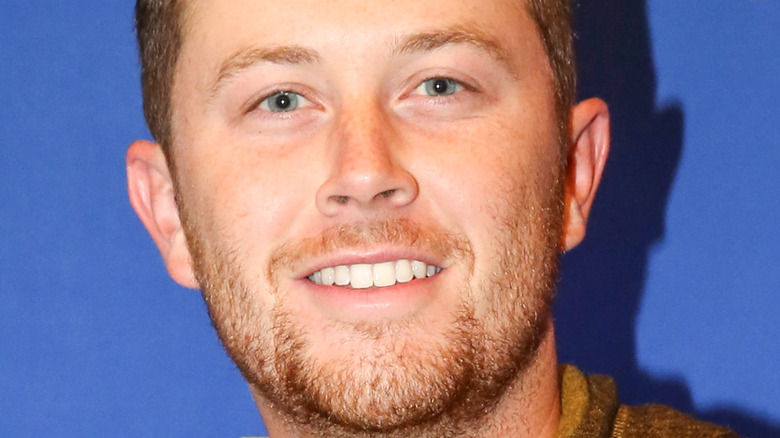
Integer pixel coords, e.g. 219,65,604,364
315,102,418,217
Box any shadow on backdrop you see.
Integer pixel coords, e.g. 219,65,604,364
553,2,780,437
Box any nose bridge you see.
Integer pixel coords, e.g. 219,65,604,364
315,96,418,216
337,99,394,176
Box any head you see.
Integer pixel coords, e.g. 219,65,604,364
127,0,609,436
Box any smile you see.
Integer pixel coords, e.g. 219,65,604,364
307,259,443,289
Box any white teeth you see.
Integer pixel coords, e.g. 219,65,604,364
395,259,413,283
373,262,396,287
308,259,443,288
334,265,350,286
411,260,427,279
350,264,373,289
321,267,335,286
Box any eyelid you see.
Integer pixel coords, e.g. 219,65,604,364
244,86,316,115
405,74,479,100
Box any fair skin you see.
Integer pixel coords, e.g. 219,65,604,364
127,0,609,436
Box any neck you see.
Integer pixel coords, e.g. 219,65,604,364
474,320,560,438
255,321,560,438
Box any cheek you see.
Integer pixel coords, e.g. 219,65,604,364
410,108,561,270
174,132,325,270
418,114,559,218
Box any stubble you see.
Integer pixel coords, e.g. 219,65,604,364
178,169,563,437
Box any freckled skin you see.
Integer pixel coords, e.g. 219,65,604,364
128,0,611,436
176,0,560,436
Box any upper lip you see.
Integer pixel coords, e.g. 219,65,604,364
294,247,448,279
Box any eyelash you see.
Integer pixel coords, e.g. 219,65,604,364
413,76,474,97
247,87,309,115
246,75,477,117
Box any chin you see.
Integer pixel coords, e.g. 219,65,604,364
183,195,561,436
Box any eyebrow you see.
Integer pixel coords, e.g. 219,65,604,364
209,25,515,98
392,25,515,76
210,45,320,98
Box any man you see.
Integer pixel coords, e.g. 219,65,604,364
126,0,736,436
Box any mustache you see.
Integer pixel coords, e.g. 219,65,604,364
267,218,472,280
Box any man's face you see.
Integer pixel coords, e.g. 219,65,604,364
169,0,563,433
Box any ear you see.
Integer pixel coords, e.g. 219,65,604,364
561,98,610,251
126,140,199,289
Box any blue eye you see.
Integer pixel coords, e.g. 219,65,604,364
260,91,300,112
418,78,463,96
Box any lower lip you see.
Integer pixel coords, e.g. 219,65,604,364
296,274,444,323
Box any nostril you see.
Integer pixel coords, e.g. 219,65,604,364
315,166,419,216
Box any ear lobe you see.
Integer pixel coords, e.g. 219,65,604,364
126,140,199,289
561,98,610,251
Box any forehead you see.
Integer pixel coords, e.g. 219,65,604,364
178,0,541,66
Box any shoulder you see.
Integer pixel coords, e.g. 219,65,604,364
557,365,739,438
613,403,739,438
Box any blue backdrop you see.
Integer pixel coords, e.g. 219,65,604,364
1,1,778,437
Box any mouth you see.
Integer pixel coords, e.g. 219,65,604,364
307,259,443,289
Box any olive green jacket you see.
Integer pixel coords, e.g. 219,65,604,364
556,365,738,438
